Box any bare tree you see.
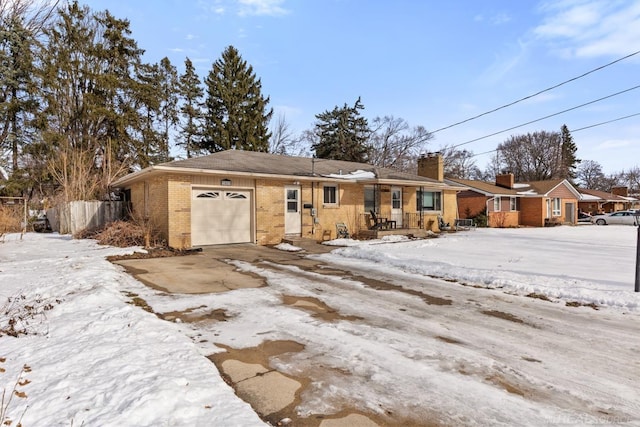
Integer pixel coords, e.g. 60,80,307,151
0,0,59,35
440,145,481,179
575,160,611,190
615,166,640,194
368,116,432,171
269,113,294,154
497,131,564,181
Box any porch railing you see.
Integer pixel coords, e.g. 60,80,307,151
358,212,427,231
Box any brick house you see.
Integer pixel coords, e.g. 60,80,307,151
112,150,465,248
448,174,580,227
577,187,638,214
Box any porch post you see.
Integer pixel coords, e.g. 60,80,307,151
635,216,640,292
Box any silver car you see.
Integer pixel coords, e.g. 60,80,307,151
590,210,638,225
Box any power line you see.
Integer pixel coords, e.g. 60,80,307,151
466,111,640,159
431,49,640,134
571,112,640,132
451,84,640,149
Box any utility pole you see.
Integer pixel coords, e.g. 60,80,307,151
635,214,640,292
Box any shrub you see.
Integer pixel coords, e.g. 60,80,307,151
0,205,23,238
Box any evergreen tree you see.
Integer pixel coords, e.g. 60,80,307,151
37,1,144,201
0,12,40,180
312,97,370,162
157,57,178,162
560,124,580,181
177,57,203,158
134,61,165,166
202,45,272,152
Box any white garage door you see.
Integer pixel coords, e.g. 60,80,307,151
191,188,252,246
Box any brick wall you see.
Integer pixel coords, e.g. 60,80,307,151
488,211,520,227
255,179,285,245
167,175,193,249
520,198,545,227
457,191,487,218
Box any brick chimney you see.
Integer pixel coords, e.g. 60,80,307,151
495,173,514,189
417,153,443,182
611,186,628,197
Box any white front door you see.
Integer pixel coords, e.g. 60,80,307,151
284,186,301,235
391,186,403,227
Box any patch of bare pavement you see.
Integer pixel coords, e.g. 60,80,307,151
114,240,640,426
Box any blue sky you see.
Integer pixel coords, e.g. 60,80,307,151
80,0,640,174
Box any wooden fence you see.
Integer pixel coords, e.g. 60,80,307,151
47,201,126,235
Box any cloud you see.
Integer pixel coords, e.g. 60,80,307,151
595,138,634,150
473,12,511,25
491,13,511,25
534,0,640,58
237,0,289,16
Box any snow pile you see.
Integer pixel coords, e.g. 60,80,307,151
320,225,640,310
0,234,263,427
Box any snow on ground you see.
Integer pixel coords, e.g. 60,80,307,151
0,233,264,427
1,226,640,426
320,225,640,310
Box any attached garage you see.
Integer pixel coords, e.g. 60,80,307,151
191,188,253,246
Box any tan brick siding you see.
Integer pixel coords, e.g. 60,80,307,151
167,174,193,249
255,179,285,245
126,172,464,246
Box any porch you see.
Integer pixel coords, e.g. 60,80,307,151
355,212,438,239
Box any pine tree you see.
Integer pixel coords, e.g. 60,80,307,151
0,15,39,175
560,124,580,181
312,97,370,162
37,1,144,200
177,57,204,158
202,45,272,153
157,57,178,162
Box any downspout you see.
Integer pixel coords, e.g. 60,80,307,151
311,181,315,235
486,197,495,228
419,186,424,229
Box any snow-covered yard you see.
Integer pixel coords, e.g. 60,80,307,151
1,226,640,426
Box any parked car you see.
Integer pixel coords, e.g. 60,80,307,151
577,212,592,223
32,214,52,232
590,210,639,226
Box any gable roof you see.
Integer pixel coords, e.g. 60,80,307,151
448,177,580,198
447,178,520,196
577,188,634,202
113,150,466,190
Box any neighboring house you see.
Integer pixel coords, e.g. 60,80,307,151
577,187,638,214
448,174,580,227
112,151,465,248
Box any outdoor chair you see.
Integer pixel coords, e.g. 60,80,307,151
438,215,451,231
454,218,476,231
369,210,396,230
336,222,350,239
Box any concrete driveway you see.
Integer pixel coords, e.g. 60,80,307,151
113,240,383,427
114,240,334,294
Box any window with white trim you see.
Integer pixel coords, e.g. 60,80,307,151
493,197,501,212
323,185,338,205
552,197,561,216
510,197,517,211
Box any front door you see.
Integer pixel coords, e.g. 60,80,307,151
284,186,301,235
564,202,575,224
391,186,403,227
